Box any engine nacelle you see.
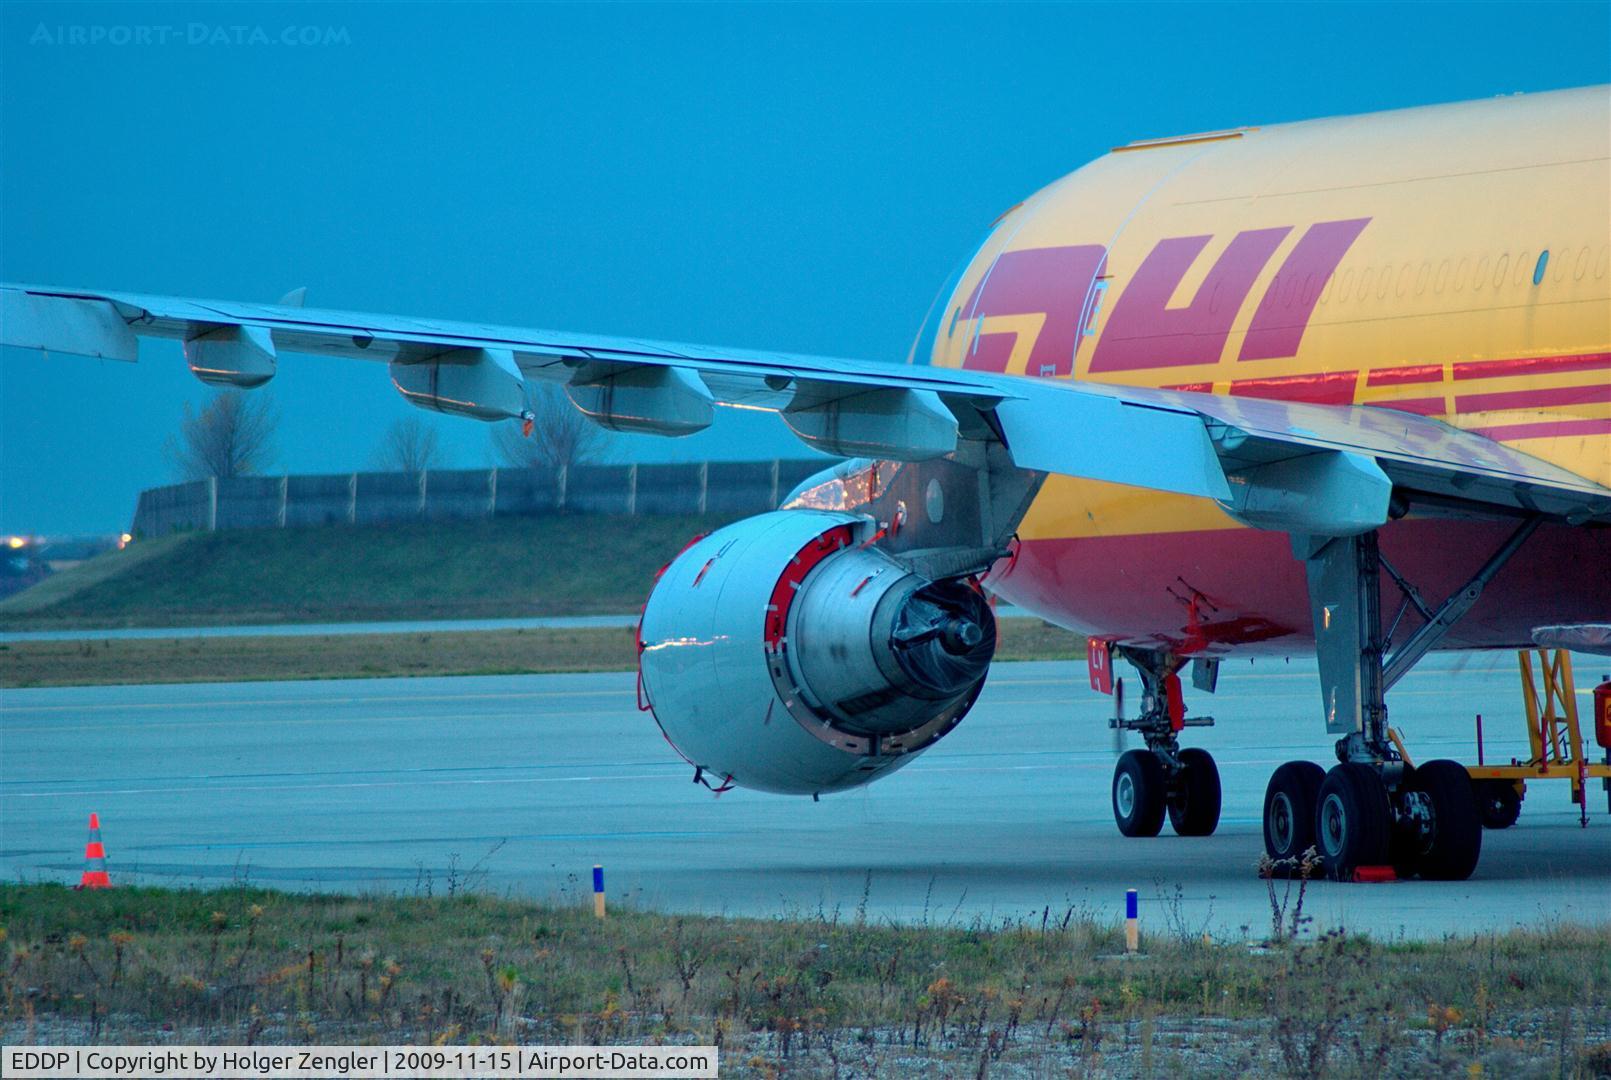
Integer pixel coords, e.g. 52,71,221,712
638,510,995,795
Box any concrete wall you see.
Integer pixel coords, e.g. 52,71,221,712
131,459,831,536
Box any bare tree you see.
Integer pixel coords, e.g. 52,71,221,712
166,391,277,479
372,414,442,473
491,383,606,471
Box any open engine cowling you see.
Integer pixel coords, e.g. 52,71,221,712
638,510,995,795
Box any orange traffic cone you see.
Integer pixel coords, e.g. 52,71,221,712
76,813,111,889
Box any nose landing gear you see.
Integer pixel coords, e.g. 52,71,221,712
1112,749,1167,837
1106,647,1221,838
1168,746,1223,836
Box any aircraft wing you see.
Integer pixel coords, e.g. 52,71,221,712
6,282,1610,535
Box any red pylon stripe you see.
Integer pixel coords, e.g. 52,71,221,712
84,842,105,859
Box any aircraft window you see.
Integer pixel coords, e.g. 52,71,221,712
1531,251,1548,286
1453,258,1469,292
1396,264,1413,297
1596,245,1608,280
1514,251,1532,287
1435,259,1450,293
1415,261,1430,295
1492,254,1510,289
1474,255,1490,290
1553,243,1569,282
1574,245,1590,281
1358,266,1374,301
1337,268,1354,302
1303,272,1324,307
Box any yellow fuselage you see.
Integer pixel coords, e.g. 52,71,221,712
921,86,1610,652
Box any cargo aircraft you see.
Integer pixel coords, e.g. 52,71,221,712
6,86,1609,882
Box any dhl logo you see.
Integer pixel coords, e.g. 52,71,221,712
949,220,1611,443
952,218,1371,377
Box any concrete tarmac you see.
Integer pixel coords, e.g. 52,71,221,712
3,654,1607,939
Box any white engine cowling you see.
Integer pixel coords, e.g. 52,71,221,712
638,510,995,795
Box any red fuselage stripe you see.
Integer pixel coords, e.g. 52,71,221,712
1229,369,1358,405
1450,351,1611,381
1455,381,1611,413
1369,396,1445,415
1467,417,1611,440
1367,363,1443,387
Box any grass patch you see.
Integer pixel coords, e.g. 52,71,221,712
0,628,639,688
0,619,1083,688
2,883,1607,1074
0,515,739,631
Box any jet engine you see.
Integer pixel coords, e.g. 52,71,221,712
638,510,995,795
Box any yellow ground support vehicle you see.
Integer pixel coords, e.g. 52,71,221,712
1461,647,1611,829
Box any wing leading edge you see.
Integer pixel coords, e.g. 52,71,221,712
5,283,1609,534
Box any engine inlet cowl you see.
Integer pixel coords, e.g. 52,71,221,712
637,510,995,795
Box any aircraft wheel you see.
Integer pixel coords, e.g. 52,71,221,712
1405,760,1483,880
1315,763,1391,882
1112,749,1167,837
1475,779,1521,830
1168,747,1222,836
1388,764,1424,880
1263,760,1325,871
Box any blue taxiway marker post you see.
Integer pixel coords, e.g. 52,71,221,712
1125,889,1139,953
593,864,606,920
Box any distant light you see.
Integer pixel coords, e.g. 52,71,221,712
5,536,25,549
119,533,133,550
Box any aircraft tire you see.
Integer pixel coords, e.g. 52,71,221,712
1406,760,1483,881
1316,763,1391,882
1388,764,1423,880
1475,779,1522,830
1262,761,1325,873
1168,747,1222,836
1112,750,1167,837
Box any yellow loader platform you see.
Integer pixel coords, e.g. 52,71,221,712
1461,648,1611,829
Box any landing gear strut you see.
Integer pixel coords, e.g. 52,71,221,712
1262,520,1538,881
1108,648,1221,838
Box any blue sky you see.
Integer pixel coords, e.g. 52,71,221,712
2,1,1608,534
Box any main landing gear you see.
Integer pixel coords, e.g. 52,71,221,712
1262,521,1539,881
1109,648,1222,838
